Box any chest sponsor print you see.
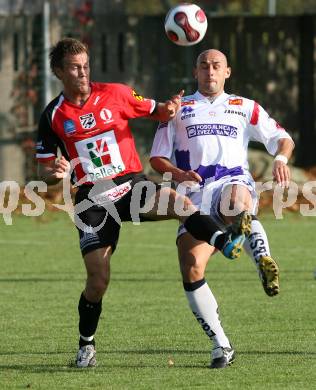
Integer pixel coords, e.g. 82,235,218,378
79,113,96,129
75,130,125,182
186,124,238,139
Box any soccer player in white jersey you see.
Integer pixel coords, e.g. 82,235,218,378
150,49,294,368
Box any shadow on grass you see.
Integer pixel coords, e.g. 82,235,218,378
0,349,315,373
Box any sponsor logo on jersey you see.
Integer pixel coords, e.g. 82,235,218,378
181,106,196,120
87,166,124,181
79,113,96,129
87,138,113,168
158,121,168,130
100,108,113,124
63,119,76,136
181,100,195,106
229,98,243,105
209,111,216,116
224,109,246,118
132,90,144,101
90,182,132,204
75,131,125,182
186,124,238,139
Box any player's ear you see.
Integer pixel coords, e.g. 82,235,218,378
225,66,231,79
193,67,198,79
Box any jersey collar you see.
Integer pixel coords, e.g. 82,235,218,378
193,90,229,106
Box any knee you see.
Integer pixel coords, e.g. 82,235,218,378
180,260,205,283
87,272,110,298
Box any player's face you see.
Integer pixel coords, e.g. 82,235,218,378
56,52,90,95
194,51,231,97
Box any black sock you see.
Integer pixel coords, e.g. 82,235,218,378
184,211,221,244
183,278,206,292
78,292,102,347
184,211,228,250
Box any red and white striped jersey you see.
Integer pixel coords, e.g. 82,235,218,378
36,82,155,185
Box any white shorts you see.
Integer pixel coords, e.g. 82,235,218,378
177,174,258,238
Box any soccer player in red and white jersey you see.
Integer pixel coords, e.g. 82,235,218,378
150,49,294,368
36,39,251,368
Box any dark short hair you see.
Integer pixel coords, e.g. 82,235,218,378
49,38,89,74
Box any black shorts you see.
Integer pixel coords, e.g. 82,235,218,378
74,173,160,256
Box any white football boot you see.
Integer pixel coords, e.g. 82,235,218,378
76,345,96,368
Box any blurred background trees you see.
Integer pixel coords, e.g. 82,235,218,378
0,0,315,182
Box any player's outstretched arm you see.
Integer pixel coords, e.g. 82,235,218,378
150,90,184,121
37,156,70,186
272,138,295,188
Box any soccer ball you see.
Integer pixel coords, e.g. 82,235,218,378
164,3,208,46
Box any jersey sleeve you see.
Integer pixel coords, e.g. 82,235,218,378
35,110,59,163
150,120,176,160
248,101,294,155
115,84,156,119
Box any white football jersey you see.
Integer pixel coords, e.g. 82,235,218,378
150,91,293,185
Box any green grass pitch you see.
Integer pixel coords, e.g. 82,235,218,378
0,211,315,389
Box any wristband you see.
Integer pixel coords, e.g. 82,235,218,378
274,154,288,164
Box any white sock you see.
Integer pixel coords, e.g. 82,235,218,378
184,280,231,349
244,219,271,266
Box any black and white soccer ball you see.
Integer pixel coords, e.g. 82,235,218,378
164,3,208,46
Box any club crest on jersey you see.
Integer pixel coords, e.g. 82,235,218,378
132,90,144,101
100,108,113,124
79,113,96,129
181,106,195,120
229,98,243,105
63,119,76,136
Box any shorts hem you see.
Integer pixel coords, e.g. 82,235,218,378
81,242,117,257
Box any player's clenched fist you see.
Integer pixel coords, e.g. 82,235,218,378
166,90,185,118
